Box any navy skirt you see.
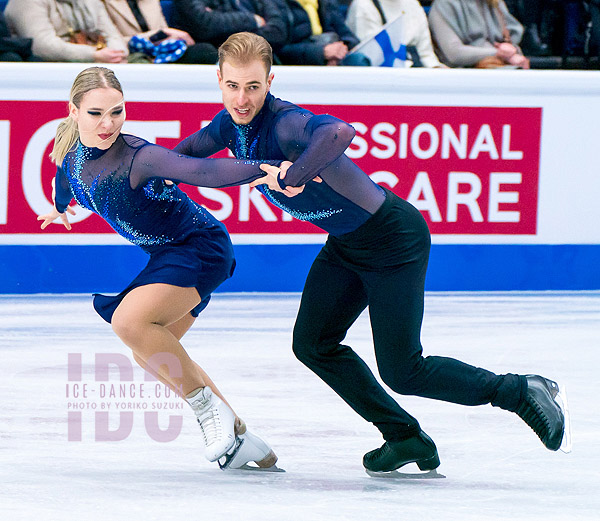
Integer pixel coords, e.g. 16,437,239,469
92,229,235,323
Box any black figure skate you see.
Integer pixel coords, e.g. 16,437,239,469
363,430,440,476
516,375,572,453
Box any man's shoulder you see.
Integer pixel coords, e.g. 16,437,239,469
208,108,233,131
269,95,312,120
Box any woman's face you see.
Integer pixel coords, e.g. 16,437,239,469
70,87,125,149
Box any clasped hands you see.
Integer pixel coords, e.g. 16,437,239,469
494,42,530,69
252,161,321,196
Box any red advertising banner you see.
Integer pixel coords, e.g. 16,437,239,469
0,101,541,236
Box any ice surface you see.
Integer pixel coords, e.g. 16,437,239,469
0,292,598,520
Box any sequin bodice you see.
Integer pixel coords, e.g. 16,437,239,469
227,98,379,236
175,94,385,236
59,136,221,252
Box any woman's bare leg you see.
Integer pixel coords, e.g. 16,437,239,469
130,311,237,415
167,312,196,341
112,284,223,395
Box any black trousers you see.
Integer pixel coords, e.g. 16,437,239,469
293,189,526,442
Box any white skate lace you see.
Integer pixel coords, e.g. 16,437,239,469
198,408,223,448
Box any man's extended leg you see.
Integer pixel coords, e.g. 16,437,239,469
292,253,421,442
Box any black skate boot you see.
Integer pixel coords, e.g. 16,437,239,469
363,431,440,473
515,375,565,451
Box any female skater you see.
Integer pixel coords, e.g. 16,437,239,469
37,66,288,470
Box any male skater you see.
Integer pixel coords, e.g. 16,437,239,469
176,32,570,473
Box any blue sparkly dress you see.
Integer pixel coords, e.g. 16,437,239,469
54,134,279,322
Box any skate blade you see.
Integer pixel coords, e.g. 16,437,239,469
555,384,572,454
218,438,243,470
366,468,445,480
218,440,285,472
227,463,286,473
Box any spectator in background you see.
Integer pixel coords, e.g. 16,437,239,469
503,0,550,56
1,8,41,61
101,0,218,63
590,0,600,64
345,0,444,67
170,0,288,52
276,0,369,65
4,0,128,62
428,0,529,68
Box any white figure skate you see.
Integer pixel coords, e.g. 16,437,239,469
219,424,283,472
186,386,236,462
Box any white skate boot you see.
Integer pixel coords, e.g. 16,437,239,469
219,424,282,471
186,386,236,462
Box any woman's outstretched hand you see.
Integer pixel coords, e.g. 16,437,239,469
38,178,75,230
37,207,73,230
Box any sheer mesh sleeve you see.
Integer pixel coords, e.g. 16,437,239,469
274,112,356,187
129,143,281,190
174,113,226,158
54,165,73,214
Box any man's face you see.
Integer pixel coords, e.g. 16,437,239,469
217,59,273,125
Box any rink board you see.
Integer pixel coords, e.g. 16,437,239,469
1,244,598,293
1,64,599,292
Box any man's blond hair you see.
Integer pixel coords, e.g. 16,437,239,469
218,32,273,76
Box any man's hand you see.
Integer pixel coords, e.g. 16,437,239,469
254,162,321,198
252,163,303,196
324,41,348,61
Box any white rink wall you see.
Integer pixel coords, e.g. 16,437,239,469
1,64,599,292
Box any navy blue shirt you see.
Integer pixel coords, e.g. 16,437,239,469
175,93,385,236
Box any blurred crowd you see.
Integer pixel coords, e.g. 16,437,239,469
1,0,598,69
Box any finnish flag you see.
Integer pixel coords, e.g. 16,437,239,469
348,15,421,68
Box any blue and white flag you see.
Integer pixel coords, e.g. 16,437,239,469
348,15,420,68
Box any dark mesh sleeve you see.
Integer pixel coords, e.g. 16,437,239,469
274,112,356,187
174,113,226,158
274,109,386,215
54,165,73,214
129,143,281,190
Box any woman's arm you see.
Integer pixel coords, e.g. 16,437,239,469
54,166,74,214
500,1,524,45
428,8,495,67
96,0,129,54
130,144,283,189
38,169,75,230
5,0,97,61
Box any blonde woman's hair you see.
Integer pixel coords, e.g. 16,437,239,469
218,32,273,76
50,67,123,165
